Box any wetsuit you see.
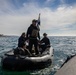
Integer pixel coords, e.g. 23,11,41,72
18,36,27,47
40,37,50,53
26,24,40,55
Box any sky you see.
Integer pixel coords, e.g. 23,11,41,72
0,0,76,36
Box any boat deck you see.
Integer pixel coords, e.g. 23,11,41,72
55,55,76,75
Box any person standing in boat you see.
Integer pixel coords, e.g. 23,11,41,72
18,32,27,47
26,19,40,55
40,33,50,53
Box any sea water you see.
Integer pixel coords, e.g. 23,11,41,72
0,36,76,75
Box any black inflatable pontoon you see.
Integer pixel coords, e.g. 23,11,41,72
1,47,53,71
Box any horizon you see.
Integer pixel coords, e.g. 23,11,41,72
0,0,76,36
1,34,76,37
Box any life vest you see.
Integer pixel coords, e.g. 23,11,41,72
31,29,38,37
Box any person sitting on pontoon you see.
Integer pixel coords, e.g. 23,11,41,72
14,43,32,56
18,32,28,47
40,33,50,54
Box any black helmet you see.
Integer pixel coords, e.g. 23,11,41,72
43,33,47,35
32,19,37,22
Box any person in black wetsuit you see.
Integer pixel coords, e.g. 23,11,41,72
18,32,27,47
14,43,32,56
26,19,40,55
40,33,50,54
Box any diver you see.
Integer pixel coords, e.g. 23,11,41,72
18,32,27,47
40,33,50,54
26,19,40,55
14,43,32,56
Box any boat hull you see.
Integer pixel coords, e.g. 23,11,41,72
2,47,53,71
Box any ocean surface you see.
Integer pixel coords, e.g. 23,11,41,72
0,36,76,75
